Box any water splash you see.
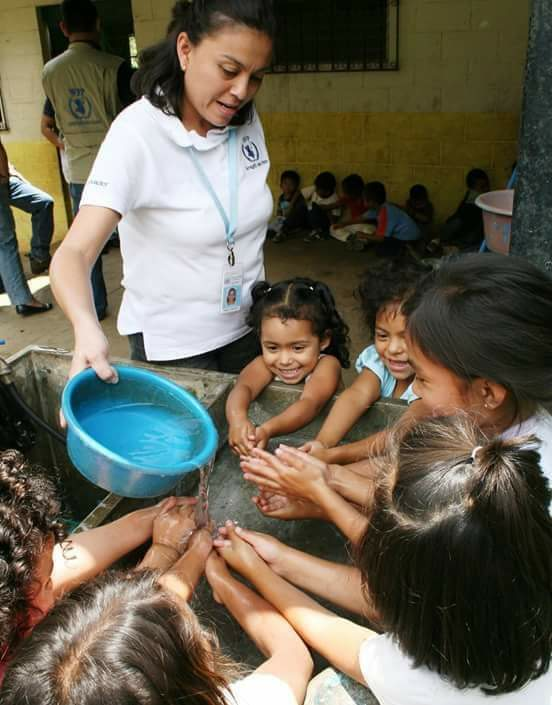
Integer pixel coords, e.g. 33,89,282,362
195,455,215,528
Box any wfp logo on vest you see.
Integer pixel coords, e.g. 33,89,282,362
241,136,267,171
68,88,92,120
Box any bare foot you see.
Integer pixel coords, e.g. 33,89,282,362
252,492,326,521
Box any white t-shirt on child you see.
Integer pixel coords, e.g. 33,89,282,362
359,635,551,705
501,407,552,495
301,184,340,208
228,673,297,704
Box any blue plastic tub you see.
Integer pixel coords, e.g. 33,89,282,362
61,366,219,498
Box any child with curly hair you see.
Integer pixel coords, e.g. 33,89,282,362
225,277,349,455
0,449,197,679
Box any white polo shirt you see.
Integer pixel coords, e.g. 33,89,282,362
82,97,272,360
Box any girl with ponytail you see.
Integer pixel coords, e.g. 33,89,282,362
225,278,349,455
213,413,552,704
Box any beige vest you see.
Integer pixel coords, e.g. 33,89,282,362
42,42,123,184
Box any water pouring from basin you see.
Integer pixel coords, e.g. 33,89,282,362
61,366,219,499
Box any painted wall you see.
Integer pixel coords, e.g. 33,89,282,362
0,0,69,250
132,0,529,222
0,0,530,252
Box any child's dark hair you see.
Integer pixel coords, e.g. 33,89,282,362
403,253,552,409
359,413,552,695
280,169,300,188
132,0,276,123
61,0,97,34
357,259,427,336
341,174,364,199
314,171,337,194
466,167,489,189
0,450,66,654
408,183,428,201
247,278,350,368
1,570,237,705
364,181,386,205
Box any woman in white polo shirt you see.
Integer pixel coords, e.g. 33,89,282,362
50,0,275,382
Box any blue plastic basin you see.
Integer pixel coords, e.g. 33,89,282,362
61,366,219,498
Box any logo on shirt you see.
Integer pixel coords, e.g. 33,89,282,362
241,136,268,172
241,138,260,163
68,88,92,120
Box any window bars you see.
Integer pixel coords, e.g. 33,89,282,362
272,0,399,74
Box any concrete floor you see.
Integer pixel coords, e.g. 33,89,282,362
0,236,372,384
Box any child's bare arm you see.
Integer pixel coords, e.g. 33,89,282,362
205,553,313,704
226,357,273,455
316,370,382,449
257,356,341,446
218,526,377,684
216,525,370,617
52,498,194,596
158,529,212,602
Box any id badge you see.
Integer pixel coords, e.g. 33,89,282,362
221,267,243,313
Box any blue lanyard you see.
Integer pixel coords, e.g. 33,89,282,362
187,128,239,266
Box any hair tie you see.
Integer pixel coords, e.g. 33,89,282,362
471,445,483,463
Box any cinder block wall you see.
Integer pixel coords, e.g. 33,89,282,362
134,0,529,223
0,0,529,252
0,1,69,251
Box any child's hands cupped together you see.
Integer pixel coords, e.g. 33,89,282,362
241,445,331,503
228,419,257,456
153,500,198,555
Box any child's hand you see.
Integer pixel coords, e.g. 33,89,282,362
215,520,284,572
186,527,213,562
228,419,257,456
254,425,270,450
241,445,331,502
153,501,197,554
299,439,329,460
215,521,266,579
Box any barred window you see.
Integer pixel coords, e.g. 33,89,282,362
273,0,399,73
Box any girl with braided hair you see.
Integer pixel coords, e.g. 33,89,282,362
225,277,349,455
0,449,199,679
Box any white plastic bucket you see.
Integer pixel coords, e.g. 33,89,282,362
475,189,514,255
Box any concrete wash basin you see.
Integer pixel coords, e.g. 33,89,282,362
6,346,406,704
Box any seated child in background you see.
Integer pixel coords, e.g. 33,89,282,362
308,260,425,453
355,181,420,255
329,173,376,242
2,535,312,705
438,168,490,252
0,448,198,679
268,170,306,243
222,414,552,705
226,277,349,456
404,183,434,242
301,171,341,242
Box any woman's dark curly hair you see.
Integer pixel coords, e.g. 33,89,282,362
0,450,65,655
132,0,276,124
357,259,427,336
247,277,350,368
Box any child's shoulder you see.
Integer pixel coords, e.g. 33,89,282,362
355,345,384,376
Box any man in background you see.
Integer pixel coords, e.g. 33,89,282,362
42,0,134,320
